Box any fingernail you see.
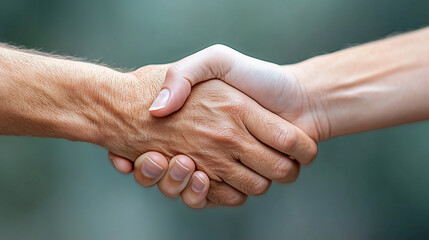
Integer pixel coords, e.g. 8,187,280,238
191,175,206,193
109,157,118,169
149,88,170,111
170,159,190,181
141,157,164,179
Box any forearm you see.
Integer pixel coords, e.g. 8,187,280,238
296,27,429,139
0,45,131,144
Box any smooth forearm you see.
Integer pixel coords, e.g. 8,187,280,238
295,27,429,139
0,46,132,144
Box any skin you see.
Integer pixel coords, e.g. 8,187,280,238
111,27,429,208
0,44,317,208
150,28,429,139
109,151,210,208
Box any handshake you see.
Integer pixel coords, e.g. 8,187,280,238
1,28,428,208
108,45,321,208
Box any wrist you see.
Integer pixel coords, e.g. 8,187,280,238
54,65,131,145
285,57,334,141
87,65,169,159
291,35,426,140
82,70,147,147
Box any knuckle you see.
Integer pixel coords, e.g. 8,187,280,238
166,64,190,86
305,143,318,165
286,172,299,183
279,167,300,183
248,178,271,196
272,159,292,181
167,62,189,79
211,126,246,150
208,44,231,55
273,126,297,153
219,95,247,116
166,64,180,78
207,183,247,206
277,162,300,183
225,194,247,206
231,96,247,113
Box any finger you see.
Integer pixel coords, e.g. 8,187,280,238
149,44,238,117
207,181,248,207
180,171,210,209
205,202,218,207
221,162,272,195
108,152,134,174
243,103,317,165
157,155,195,198
133,152,169,187
237,134,302,183
207,180,247,206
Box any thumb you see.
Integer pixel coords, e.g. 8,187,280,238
148,44,236,117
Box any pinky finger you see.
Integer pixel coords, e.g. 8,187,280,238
181,171,210,209
108,152,134,174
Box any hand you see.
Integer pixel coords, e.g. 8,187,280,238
98,65,316,206
109,152,210,208
148,44,326,144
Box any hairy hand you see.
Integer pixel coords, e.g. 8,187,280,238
97,65,316,206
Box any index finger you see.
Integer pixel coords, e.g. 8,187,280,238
243,103,318,165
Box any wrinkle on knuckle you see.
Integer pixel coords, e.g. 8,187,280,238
206,182,225,204
190,154,227,182
202,44,233,79
211,126,245,150
272,159,291,181
273,126,297,153
277,162,300,183
224,97,247,116
248,177,271,196
207,182,247,206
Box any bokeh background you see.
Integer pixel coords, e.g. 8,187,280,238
1,0,429,239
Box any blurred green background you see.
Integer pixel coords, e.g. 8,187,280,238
1,0,429,239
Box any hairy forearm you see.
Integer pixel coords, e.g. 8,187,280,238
295,27,429,139
0,45,133,144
